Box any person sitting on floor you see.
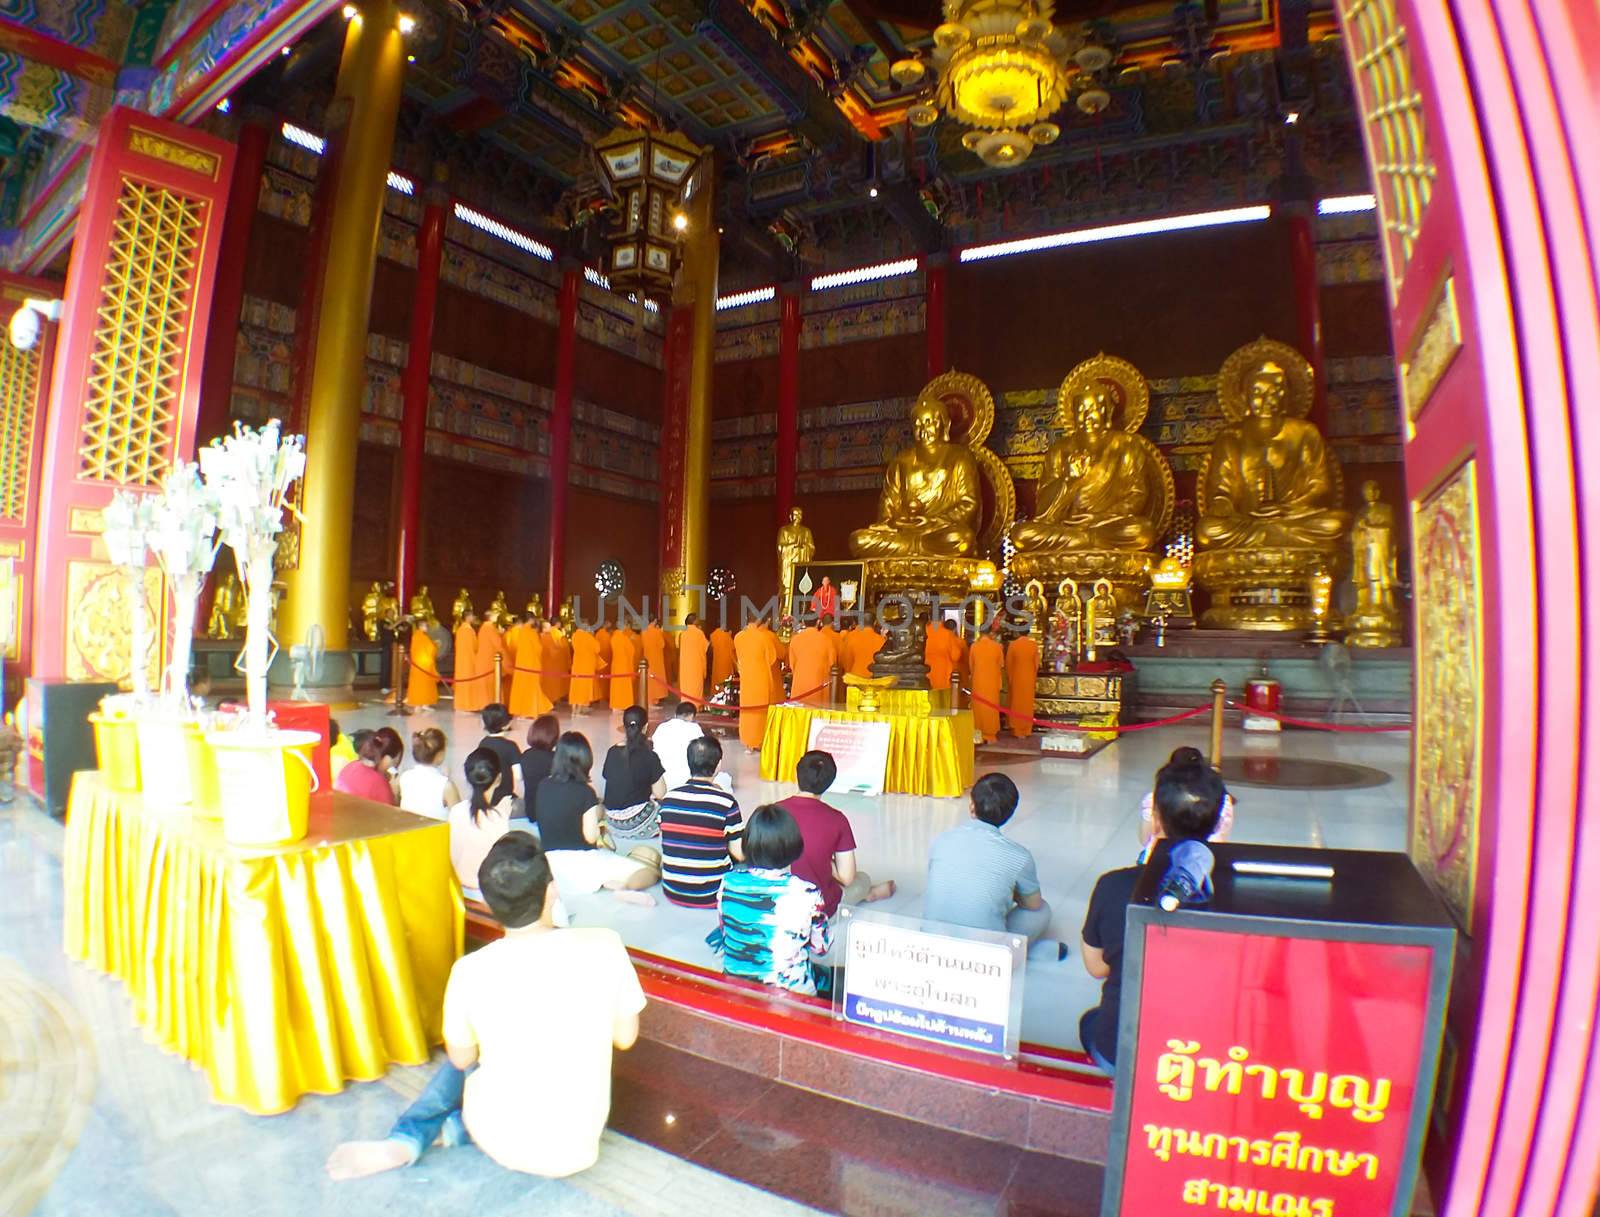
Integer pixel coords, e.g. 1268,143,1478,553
329,719,357,781
650,700,704,791
923,772,1056,947
335,726,403,804
778,750,895,918
520,712,561,799
476,703,523,811
325,831,646,1181
398,727,458,819
657,735,744,909
1080,757,1226,1075
717,803,832,995
448,748,522,900
534,731,660,907
600,705,668,842
1135,745,1235,860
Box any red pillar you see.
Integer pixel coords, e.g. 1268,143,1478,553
775,281,801,524
1283,202,1326,429
196,113,270,447
546,262,579,608
924,253,948,381
395,180,447,610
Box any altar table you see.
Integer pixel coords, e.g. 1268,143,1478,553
759,705,975,797
62,772,463,1114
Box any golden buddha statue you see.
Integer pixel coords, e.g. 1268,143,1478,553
377,582,400,633
360,581,384,642
556,599,576,636
208,571,242,640
776,506,816,613
487,590,512,630
1193,339,1351,630
1345,480,1404,647
526,592,544,621
409,585,439,628
850,398,981,558
452,587,473,629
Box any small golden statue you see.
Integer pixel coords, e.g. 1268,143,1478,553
1024,578,1049,648
361,581,384,642
1048,578,1082,669
1345,480,1404,647
487,590,513,630
452,587,474,629
849,396,982,558
1084,578,1117,660
526,592,544,621
409,585,439,628
556,599,576,637
776,506,816,613
208,571,243,640
1193,339,1351,630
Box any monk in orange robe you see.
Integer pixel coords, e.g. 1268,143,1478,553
677,614,710,705
787,622,838,707
595,620,613,668
710,625,735,689
476,616,507,706
847,624,885,677
641,619,669,701
454,616,482,713
406,625,440,707
542,624,571,707
969,627,1005,742
735,620,780,749
952,627,970,696
1006,631,1039,739
610,627,639,711
569,626,604,711
766,621,787,692
509,616,547,717
925,620,963,691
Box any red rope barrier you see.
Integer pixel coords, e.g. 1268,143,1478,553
963,689,1210,734
1225,700,1412,733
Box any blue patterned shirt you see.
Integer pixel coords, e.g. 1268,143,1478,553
717,867,832,995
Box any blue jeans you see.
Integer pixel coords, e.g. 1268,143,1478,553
388,1062,470,1162
1078,1009,1116,1077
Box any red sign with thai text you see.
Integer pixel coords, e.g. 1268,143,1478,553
1116,925,1433,1217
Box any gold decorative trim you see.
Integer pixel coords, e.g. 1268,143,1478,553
1402,276,1462,423
128,126,221,180
973,446,1016,559
1217,337,1315,423
0,539,22,557
1056,353,1150,434
0,334,42,521
1410,460,1482,932
921,369,995,447
68,507,103,534
65,560,164,685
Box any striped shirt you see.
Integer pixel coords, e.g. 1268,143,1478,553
923,818,1042,934
658,780,743,907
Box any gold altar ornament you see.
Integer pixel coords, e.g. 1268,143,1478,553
850,396,983,559
777,506,816,613
452,587,473,628
1346,480,1404,647
1194,339,1350,630
843,672,897,714
1143,556,1195,625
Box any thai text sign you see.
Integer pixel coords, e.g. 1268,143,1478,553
836,909,1023,1058
808,718,891,796
1113,925,1434,1216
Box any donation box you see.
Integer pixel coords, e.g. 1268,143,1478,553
1101,843,1456,1217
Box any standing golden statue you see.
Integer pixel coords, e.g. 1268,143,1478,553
208,571,243,640
409,585,439,628
452,587,474,630
849,396,982,558
525,592,544,621
1193,339,1350,630
361,581,384,642
556,599,576,637
1345,480,1404,647
776,506,816,614
487,590,513,630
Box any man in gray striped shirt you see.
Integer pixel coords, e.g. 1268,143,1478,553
923,773,1053,942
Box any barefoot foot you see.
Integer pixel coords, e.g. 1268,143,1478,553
863,880,897,903
325,1140,413,1181
611,889,657,907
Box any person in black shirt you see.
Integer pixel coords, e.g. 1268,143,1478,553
1079,759,1225,1074
476,703,523,811
535,731,660,905
520,713,560,800
600,705,666,842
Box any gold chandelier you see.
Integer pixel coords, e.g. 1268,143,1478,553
896,0,1076,168
592,127,705,301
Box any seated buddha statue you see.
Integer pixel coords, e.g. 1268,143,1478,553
849,398,982,558
1010,388,1159,553
1196,361,1349,551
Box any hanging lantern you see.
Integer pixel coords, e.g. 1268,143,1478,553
592,127,706,302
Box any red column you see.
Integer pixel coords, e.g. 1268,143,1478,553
546,262,580,608
394,181,447,610
775,281,801,524
924,253,948,381
196,114,270,447
1283,202,1326,429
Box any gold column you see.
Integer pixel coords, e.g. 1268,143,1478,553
668,164,719,625
279,0,405,651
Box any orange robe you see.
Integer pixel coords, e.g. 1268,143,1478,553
1006,635,1039,739
848,627,885,677
542,628,571,706
595,626,613,668
735,623,780,748
925,628,963,691
406,628,439,707
953,632,970,690
610,629,639,710
454,623,482,712
767,628,786,691
641,624,669,700
569,629,604,705
509,625,548,717
677,624,709,704
710,627,735,688
475,620,506,707
788,626,838,707
969,634,1005,742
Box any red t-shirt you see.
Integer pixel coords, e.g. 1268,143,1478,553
778,794,858,917
334,760,395,805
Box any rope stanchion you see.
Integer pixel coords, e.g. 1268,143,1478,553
1225,700,1412,733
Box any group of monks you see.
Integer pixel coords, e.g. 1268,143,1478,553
403,607,1040,750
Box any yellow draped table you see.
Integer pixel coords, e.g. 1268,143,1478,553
62,771,463,1115
758,705,976,797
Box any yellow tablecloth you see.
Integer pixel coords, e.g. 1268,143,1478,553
62,771,463,1114
759,705,976,797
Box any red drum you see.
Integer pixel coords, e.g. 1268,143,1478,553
1242,677,1282,733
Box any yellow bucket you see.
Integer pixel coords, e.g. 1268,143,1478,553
136,718,198,806
90,713,141,793
188,730,223,820
207,729,322,847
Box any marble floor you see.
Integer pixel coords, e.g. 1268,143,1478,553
340,698,1412,1052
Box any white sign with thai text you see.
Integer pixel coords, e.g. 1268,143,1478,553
807,717,891,796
